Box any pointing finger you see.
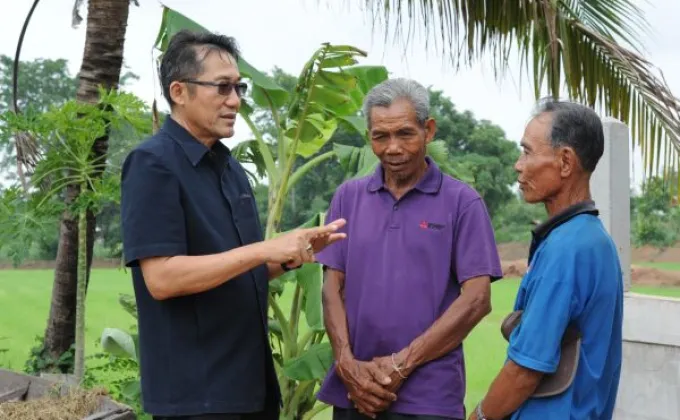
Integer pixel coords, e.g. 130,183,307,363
326,218,347,228
305,218,346,237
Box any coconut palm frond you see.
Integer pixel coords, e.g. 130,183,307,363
565,20,680,178
559,0,650,52
360,0,680,185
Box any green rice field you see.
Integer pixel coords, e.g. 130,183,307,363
1,268,679,416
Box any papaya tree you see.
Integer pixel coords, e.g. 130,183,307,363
1,90,150,382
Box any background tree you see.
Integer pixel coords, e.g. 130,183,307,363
492,196,547,243
0,55,77,115
631,175,680,247
428,90,519,217
0,55,78,261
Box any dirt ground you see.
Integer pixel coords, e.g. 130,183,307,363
2,243,679,286
498,242,680,263
0,259,121,270
499,243,680,287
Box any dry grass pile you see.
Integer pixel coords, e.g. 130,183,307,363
0,386,108,420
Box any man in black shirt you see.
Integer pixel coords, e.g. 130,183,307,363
120,30,346,420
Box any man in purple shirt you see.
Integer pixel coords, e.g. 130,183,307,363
316,78,504,420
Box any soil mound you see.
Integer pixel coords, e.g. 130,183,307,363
501,260,680,287
631,246,680,264
501,260,528,278
498,243,530,261
631,265,680,287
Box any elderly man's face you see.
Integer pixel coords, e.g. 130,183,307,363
369,98,435,184
171,49,242,140
515,113,563,203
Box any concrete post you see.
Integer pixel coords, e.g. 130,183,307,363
590,117,632,292
593,118,680,419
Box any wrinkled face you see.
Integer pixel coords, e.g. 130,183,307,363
369,98,435,184
515,114,563,203
169,49,242,140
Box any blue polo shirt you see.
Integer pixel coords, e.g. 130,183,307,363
316,158,503,419
120,117,280,416
507,201,623,419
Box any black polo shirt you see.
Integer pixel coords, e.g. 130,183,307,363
120,117,280,416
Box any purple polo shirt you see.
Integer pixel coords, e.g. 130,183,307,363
315,157,503,419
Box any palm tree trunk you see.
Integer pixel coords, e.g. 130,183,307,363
42,0,130,371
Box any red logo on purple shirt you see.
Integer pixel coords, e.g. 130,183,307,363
420,221,445,230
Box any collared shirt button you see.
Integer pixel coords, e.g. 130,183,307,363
393,204,398,211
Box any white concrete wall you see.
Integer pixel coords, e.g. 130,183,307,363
592,118,680,420
614,294,680,419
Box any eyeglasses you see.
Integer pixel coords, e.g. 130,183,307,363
182,79,248,97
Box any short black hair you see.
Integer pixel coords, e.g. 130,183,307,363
159,29,240,107
534,98,604,173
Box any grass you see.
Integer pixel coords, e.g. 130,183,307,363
632,285,680,298
635,261,680,272
1,267,679,417
0,269,136,371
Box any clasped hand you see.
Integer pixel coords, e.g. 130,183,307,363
337,354,408,418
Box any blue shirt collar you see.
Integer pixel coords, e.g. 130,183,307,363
367,156,443,194
528,199,599,262
162,117,231,167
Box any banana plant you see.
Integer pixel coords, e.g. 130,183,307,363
1,89,150,382
100,293,142,404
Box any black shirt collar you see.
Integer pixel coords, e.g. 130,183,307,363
528,200,599,262
163,117,231,167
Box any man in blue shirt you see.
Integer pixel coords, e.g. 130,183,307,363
470,99,623,420
120,30,345,420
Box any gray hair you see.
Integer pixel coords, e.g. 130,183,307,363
362,78,430,129
532,97,604,173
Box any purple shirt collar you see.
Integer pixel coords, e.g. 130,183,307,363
367,156,443,194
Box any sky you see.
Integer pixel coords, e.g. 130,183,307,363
3,0,680,191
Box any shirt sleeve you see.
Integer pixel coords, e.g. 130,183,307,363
452,196,504,284
315,183,348,273
507,252,577,373
121,148,187,267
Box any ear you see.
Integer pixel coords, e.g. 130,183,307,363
559,146,578,178
169,81,188,107
423,118,436,144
